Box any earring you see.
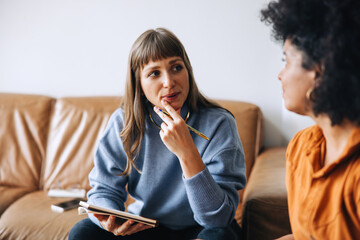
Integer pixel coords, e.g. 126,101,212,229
306,88,314,100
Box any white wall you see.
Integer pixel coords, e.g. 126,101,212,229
0,0,314,147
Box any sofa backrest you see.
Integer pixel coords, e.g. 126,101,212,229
40,97,122,191
0,94,264,194
40,97,264,192
0,93,53,190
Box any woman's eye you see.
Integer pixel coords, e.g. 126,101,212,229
148,71,160,78
281,57,288,66
173,65,183,72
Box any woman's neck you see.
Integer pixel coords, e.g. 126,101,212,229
312,114,356,166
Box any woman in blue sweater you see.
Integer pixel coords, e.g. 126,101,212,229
69,28,246,240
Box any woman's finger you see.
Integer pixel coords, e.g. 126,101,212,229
160,122,168,132
93,214,108,222
113,220,136,236
161,100,181,121
125,223,153,235
153,106,173,126
105,215,117,232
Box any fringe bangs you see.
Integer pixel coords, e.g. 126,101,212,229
132,31,184,70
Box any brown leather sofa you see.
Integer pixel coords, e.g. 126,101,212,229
0,93,291,239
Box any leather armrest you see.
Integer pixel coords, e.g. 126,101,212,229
241,147,292,240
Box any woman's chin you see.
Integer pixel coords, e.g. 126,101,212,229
168,103,182,113
284,104,308,116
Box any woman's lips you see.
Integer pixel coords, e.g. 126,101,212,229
162,92,179,101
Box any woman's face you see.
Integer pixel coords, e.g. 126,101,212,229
140,56,190,113
278,39,316,115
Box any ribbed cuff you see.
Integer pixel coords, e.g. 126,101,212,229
183,168,224,211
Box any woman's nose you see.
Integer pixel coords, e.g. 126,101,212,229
278,69,283,82
163,73,175,88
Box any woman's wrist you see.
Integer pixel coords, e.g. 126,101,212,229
178,150,205,179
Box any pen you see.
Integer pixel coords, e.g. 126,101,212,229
159,109,210,141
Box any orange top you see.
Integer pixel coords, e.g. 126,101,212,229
286,125,360,240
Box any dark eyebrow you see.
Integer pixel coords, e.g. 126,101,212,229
169,58,183,64
143,58,183,73
142,65,160,73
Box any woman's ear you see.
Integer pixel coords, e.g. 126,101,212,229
307,63,323,101
314,63,324,79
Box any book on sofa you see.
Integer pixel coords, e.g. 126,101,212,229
78,201,158,227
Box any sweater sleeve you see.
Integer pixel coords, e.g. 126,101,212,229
183,113,246,228
86,109,129,228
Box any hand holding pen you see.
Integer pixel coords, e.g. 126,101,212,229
153,100,206,178
160,109,209,140
154,102,209,141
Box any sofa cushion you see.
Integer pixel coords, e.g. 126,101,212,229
0,93,53,189
241,147,291,240
41,97,122,191
0,191,86,240
0,186,33,216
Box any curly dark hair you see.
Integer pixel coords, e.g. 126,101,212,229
261,0,360,126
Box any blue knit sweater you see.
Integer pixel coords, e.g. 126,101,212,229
87,104,246,230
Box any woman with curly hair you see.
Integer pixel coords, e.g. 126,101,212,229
261,0,360,239
69,28,245,240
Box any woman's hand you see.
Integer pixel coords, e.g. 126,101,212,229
154,100,205,178
93,214,152,236
154,100,196,158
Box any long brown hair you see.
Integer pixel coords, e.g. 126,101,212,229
120,28,220,176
